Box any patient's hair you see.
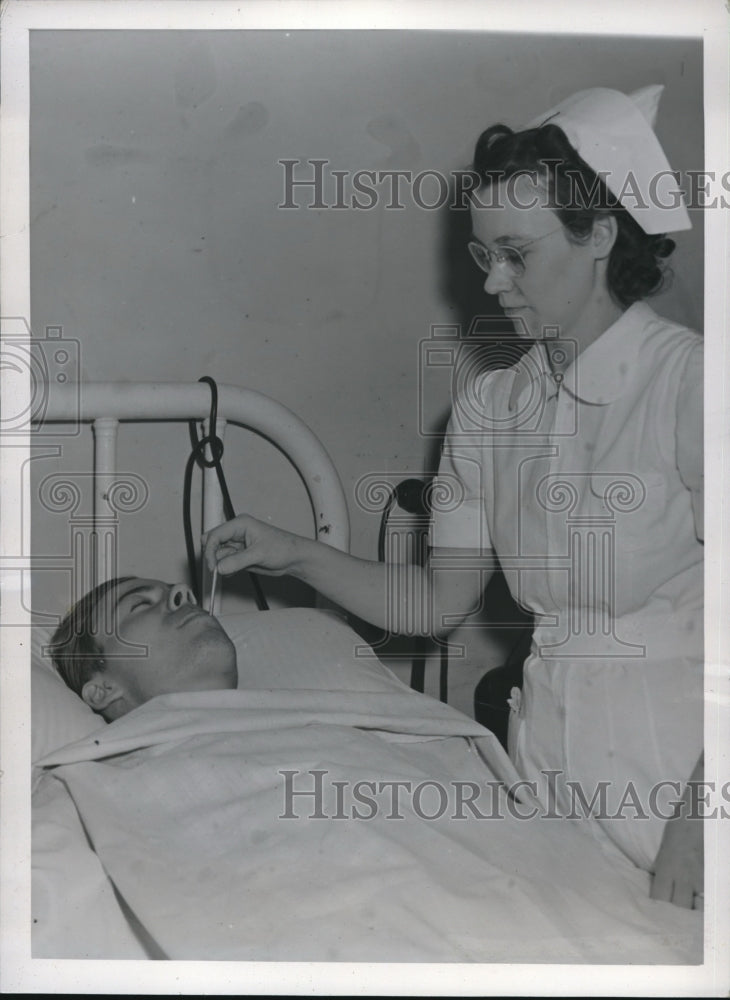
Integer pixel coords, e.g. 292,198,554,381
49,577,135,696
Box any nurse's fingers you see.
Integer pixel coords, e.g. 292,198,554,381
202,514,300,578
669,877,695,910
650,871,697,909
202,515,257,571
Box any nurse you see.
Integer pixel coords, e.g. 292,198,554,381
204,86,704,908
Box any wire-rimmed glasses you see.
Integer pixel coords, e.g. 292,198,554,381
468,226,564,279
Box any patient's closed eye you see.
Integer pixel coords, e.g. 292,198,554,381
120,586,163,614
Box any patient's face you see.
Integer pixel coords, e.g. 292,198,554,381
91,578,237,713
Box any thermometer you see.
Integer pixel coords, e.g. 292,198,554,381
207,565,219,616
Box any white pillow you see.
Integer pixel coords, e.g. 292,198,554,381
32,626,106,764
31,609,405,762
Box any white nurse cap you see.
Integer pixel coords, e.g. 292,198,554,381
525,85,691,234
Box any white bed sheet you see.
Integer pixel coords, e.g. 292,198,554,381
34,686,701,964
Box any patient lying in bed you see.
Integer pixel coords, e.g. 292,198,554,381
49,577,238,719
34,576,702,964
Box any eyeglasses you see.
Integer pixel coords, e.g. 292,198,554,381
467,226,564,279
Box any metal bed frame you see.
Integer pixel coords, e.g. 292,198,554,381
37,381,350,592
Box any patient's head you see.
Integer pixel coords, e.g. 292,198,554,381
50,577,238,721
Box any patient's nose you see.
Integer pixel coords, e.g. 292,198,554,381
168,582,196,610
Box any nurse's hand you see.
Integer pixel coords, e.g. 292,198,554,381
203,514,307,578
650,755,704,909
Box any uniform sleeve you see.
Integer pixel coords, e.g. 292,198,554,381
429,372,495,552
675,342,703,541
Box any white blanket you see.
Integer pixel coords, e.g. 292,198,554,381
35,687,701,963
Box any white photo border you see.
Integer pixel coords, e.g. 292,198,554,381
1,1,728,995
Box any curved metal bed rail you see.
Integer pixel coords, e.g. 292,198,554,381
38,381,350,587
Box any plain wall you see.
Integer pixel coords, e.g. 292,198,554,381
29,30,703,691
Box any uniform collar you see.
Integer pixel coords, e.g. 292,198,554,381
508,302,652,411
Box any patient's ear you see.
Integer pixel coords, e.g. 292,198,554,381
81,672,125,716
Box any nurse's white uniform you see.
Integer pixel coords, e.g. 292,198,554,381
431,301,703,870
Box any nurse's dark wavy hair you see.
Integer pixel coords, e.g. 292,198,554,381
472,123,675,307
49,576,135,699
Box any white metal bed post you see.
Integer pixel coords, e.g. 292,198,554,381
92,417,119,596
201,416,226,601
202,417,226,534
